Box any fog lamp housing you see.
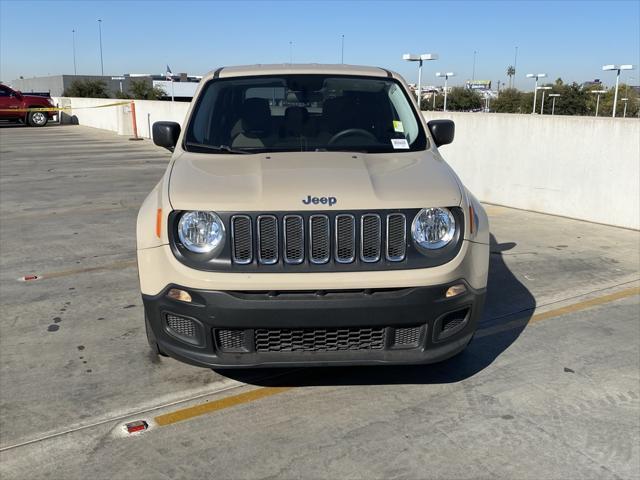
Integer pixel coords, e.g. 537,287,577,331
445,284,467,298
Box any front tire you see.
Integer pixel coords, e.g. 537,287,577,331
27,111,48,127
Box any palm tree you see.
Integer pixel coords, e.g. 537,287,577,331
507,65,516,88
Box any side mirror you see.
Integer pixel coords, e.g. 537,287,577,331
11,90,23,99
427,120,455,147
152,121,181,151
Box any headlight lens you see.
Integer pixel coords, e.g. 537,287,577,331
411,207,456,251
178,211,225,254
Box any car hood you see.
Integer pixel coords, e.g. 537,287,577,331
168,150,462,212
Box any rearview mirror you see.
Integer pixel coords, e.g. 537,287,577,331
427,120,455,147
153,121,181,151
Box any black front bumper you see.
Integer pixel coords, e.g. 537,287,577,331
142,281,485,368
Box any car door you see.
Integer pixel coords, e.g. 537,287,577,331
0,86,22,119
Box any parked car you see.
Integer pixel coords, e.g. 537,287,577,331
138,64,490,368
0,84,56,126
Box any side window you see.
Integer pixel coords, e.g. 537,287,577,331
0,87,10,97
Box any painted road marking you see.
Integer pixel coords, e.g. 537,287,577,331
154,387,292,427
151,285,639,428
475,285,640,339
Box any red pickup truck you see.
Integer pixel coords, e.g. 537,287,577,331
0,83,56,127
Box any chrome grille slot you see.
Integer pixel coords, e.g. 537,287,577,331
309,215,330,264
335,214,355,263
231,215,252,264
386,213,407,261
283,215,304,264
360,214,381,262
257,215,278,264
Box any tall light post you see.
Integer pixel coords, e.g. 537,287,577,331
72,29,77,75
289,41,293,63
435,72,455,112
98,19,104,76
548,93,560,115
403,53,438,110
621,98,629,118
537,86,551,114
526,73,547,113
590,90,607,117
472,50,477,81
513,46,518,89
341,35,344,64
602,64,634,117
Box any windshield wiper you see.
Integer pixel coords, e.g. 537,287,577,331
184,142,251,154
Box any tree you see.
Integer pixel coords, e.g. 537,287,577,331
506,65,516,88
128,80,166,100
63,79,109,98
492,88,523,113
445,87,482,111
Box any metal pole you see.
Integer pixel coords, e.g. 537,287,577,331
540,91,546,114
432,90,436,109
472,51,477,81
513,46,518,89
552,96,556,115
417,60,422,110
532,78,538,113
341,35,344,64
289,41,293,64
72,29,77,75
612,69,620,117
98,19,104,76
443,76,448,112
623,101,627,118
595,94,600,117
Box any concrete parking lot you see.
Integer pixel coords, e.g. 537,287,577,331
1,124,638,479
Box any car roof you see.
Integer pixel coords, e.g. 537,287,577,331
201,64,402,81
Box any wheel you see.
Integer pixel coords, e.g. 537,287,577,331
27,110,48,127
145,312,167,357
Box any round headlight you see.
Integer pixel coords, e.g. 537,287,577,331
411,208,456,251
178,211,225,254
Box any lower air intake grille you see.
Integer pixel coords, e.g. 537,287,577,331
393,326,422,347
255,327,386,352
166,314,197,338
216,329,246,352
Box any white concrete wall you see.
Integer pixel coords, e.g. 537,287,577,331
423,112,640,230
51,97,639,229
53,97,190,138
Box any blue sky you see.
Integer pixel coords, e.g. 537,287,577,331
1,0,639,89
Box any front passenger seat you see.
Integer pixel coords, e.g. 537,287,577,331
231,98,274,148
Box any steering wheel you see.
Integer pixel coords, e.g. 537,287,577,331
328,128,378,146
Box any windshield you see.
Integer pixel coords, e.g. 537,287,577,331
185,74,428,154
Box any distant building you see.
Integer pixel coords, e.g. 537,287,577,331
9,73,201,100
581,79,603,90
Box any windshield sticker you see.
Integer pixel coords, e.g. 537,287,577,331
391,138,410,149
393,120,404,133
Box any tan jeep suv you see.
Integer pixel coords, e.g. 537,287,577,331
137,64,489,368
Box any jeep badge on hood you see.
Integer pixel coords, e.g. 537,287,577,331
302,195,337,206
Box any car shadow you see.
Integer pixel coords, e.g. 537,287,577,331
216,233,536,387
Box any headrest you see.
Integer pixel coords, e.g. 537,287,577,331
241,98,271,135
284,106,309,135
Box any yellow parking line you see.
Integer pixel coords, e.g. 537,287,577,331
154,386,291,426
528,286,639,325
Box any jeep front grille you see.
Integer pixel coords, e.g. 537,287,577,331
229,211,407,267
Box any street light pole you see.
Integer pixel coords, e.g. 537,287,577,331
621,98,628,118
590,90,607,117
549,93,560,115
602,64,634,117
537,86,551,114
341,35,344,64
526,73,547,114
513,46,518,89
72,29,77,75
472,50,477,81
436,72,455,112
98,19,104,76
403,53,438,110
